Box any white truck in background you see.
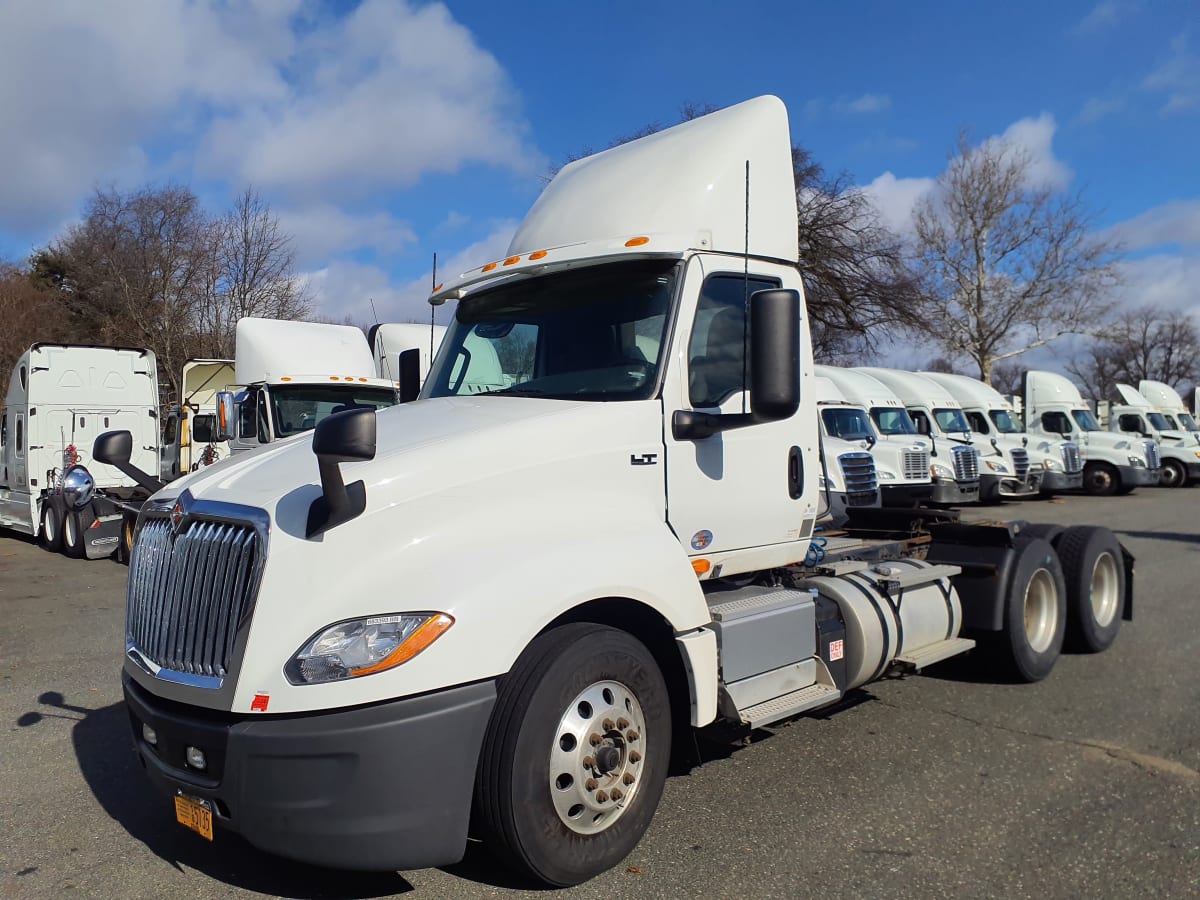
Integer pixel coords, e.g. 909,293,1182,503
1139,379,1200,442
1,344,162,560
812,375,879,525
1023,370,1160,495
220,318,402,454
813,365,933,506
160,359,235,481
368,322,447,395
1101,384,1198,488
855,368,982,504
108,96,1134,887
921,371,1083,497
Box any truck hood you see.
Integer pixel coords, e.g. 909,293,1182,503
154,396,661,518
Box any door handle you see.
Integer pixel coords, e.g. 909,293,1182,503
788,446,803,499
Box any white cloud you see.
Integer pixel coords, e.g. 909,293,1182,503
1072,0,1139,34
847,94,891,114
276,206,417,269
1144,35,1200,115
989,114,1073,189
1115,253,1200,318
860,172,935,235
1075,95,1124,125
1105,199,1200,252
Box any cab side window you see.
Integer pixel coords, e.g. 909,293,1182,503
1118,414,1142,433
238,392,257,441
257,392,271,443
688,275,778,407
966,411,989,434
1042,411,1072,433
910,410,931,435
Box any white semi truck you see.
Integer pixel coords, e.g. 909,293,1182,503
812,375,879,524
368,322,447,393
107,97,1133,886
1,344,162,560
812,365,933,506
221,318,402,453
921,371,1083,497
1139,379,1200,443
1024,370,1160,496
855,368,983,504
1103,384,1198,488
160,359,235,481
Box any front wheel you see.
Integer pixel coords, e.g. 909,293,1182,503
475,623,671,887
1083,462,1119,496
1160,458,1187,488
1057,526,1124,653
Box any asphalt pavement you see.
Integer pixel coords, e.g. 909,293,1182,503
1,489,1197,899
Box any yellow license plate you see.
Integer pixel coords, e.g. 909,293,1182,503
174,793,214,841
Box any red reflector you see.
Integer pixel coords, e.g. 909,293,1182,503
251,694,270,712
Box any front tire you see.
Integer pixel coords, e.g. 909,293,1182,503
999,538,1067,682
475,623,671,887
63,510,85,558
1083,462,1119,496
1160,458,1187,488
40,500,63,552
1056,526,1124,653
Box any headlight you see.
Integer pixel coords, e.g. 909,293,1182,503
984,460,1009,474
1115,440,1130,450
931,462,954,479
877,470,897,480
285,613,454,685
1194,452,1200,459
1127,456,1145,467
1042,459,1063,472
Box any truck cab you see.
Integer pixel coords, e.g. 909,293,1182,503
1104,383,1197,488
813,365,932,507
1024,370,1160,495
855,368,981,505
160,359,235,480
812,376,880,524
921,371,1083,497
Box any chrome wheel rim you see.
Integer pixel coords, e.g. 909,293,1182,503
44,507,57,543
1024,568,1058,653
64,513,76,547
548,680,646,835
1090,551,1120,627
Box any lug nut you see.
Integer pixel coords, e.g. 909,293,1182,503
623,772,635,785
626,729,639,742
617,717,630,730
585,778,598,791
611,789,622,801
603,718,615,731
596,790,609,803
589,732,603,746
583,755,596,769
629,750,642,763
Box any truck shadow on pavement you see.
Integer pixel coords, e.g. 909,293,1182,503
18,691,414,898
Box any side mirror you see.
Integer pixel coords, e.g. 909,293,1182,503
673,289,800,440
215,392,236,442
93,431,164,493
306,408,377,538
398,347,421,403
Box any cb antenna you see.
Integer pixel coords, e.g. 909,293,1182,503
742,159,750,416
370,297,394,383
431,252,438,361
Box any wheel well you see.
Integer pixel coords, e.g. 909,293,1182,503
541,598,693,751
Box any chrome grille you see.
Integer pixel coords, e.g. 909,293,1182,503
1061,442,1082,474
1010,447,1029,481
839,452,879,506
1143,440,1160,469
902,447,930,481
126,516,261,679
951,445,980,483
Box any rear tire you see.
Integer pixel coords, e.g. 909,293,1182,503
63,510,85,559
1083,462,1119,496
40,500,63,552
116,514,136,565
475,623,671,887
1160,458,1186,488
999,538,1067,682
1056,526,1124,653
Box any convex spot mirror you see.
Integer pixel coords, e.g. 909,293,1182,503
215,392,236,442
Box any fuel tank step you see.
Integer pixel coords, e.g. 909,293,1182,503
893,637,976,672
740,682,841,728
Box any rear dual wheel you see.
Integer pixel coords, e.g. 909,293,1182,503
1000,537,1067,682
62,510,86,559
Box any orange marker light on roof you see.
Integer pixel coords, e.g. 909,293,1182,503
358,377,367,382
529,250,548,260
503,256,521,266
281,376,292,382
625,236,650,247
329,376,339,381
433,283,443,292
482,262,498,273
692,559,711,576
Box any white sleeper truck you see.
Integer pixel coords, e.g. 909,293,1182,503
921,371,1083,497
1024,370,1160,495
1,344,162,560
855,368,982,504
813,365,933,507
1104,384,1198,488
368,322,447,394
812,375,880,525
1138,379,1200,441
107,97,1134,886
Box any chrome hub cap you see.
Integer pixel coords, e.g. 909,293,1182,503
1090,551,1120,627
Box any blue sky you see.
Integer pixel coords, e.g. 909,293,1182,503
0,0,1196,367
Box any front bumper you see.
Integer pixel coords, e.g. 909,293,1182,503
930,479,980,505
1041,471,1083,492
880,482,934,507
978,472,1044,501
123,673,497,871
1118,465,1161,488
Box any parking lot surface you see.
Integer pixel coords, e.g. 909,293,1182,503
1,490,1198,899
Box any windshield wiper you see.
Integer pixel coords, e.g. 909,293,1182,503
479,387,550,396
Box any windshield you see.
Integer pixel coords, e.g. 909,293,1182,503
933,407,971,434
822,407,875,440
425,259,676,401
988,409,1023,433
1179,413,1197,430
1147,412,1170,431
270,385,398,438
870,407,918,435
1071,409,1101,432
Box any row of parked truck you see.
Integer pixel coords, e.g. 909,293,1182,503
0,95,1176,886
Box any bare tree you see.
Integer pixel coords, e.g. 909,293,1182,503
1068,304,1200,399
0,261,72,379
549,104,922,359
912,133,1122,385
